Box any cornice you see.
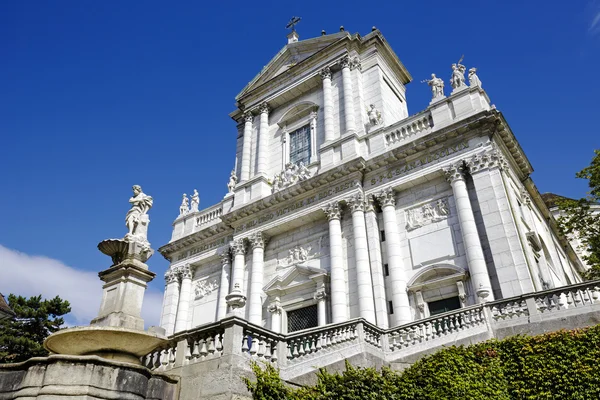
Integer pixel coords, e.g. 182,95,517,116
158,223,233,261
221,158,366,226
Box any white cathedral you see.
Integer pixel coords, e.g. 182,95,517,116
157,26,585,338
3,25,598,400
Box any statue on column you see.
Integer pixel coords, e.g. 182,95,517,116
227,170,237,194
125,185,153,240
450,56,467,90
190,190,200,212
179,193,189,216
468,67,482,87
423,73,445,100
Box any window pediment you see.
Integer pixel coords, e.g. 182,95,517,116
277,102,319,129
264,264,327,296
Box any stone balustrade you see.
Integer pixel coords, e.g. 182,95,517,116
144,280,600,379
383,112,433,149
195,204,223,228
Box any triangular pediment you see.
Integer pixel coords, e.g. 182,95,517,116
236,32,347,100
263,264,327,295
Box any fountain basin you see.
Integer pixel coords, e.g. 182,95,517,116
44,326,166,365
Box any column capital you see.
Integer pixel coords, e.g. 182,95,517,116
346,192,366,213
258,102,270,115
466,149,507,174
339,56,351,69
230,239,246,256
314,290,327,301
243,111,254,123
376,187,396,208
442,162,466,184
249,231,267,250
319,66,332,80
219,249,231,266
323,201,341,221
165,269,179,284
178,264,193,280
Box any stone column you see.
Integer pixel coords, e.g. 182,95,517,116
309,111,318,162
347,193,376,324
323,201,348,323
320,67,335,141
241,112,253,182
267,298,282,333
256,103,270,176
160,270,180,336
216,250,231,320
174,264,193,333
376,187,412,325
314,290,327,326
340,56,356,134
443,162,494,302
226,239,247,312
248,232,267,325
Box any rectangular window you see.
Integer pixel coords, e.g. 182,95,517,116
388,300,394,314
289,125,311,165
384,263,389,276
380,230,386,242
287,304,318,333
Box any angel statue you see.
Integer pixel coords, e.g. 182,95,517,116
125,185,153,239
367,104,382,126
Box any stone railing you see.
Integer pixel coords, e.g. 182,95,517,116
195,203,223,228
384,112,433,148
144,280,600,377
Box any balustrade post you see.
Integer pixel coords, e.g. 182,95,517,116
481,305,496,338
356,321,365,344
276,337,288,367
220,318,246,359
525,297,542,322
174,339,189,367
380,330,390,352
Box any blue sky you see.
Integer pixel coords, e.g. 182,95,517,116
0,1,598,326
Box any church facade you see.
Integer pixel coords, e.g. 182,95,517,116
157,28,585,339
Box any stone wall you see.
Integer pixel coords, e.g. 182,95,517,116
0,355,178,400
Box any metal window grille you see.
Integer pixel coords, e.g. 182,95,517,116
289,125,311,165
287,304,318,333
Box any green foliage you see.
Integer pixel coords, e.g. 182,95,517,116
558,149,600,279
0,294,71,363
245,325,600,400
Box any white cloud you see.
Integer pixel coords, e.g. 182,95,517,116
0,245,162,328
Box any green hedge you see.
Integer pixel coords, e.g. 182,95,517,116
244,325,600,400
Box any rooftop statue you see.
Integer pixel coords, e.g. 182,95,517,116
450,56,467,90
125,185,153,241
179,193,189,216
469,67,482,87
424,73,445,100
227,170,238,194
190,189,199,212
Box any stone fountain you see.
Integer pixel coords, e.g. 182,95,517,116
44,185,167,365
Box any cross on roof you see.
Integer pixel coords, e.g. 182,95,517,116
286,16,301,32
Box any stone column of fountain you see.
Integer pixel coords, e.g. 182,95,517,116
44,185,167,365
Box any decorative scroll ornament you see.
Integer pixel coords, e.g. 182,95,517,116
277,245,315,269
367,104,382,126
314,290,327,301
405,198,450,231
267,297,282,314
219,249,231,266
243,111,254,123
520,189,532,206
179,193,190,216
322,201,341,220
466,150,507,174
194,279,219,299
339,56,351,69
350,57,361,71
271,162,312,193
